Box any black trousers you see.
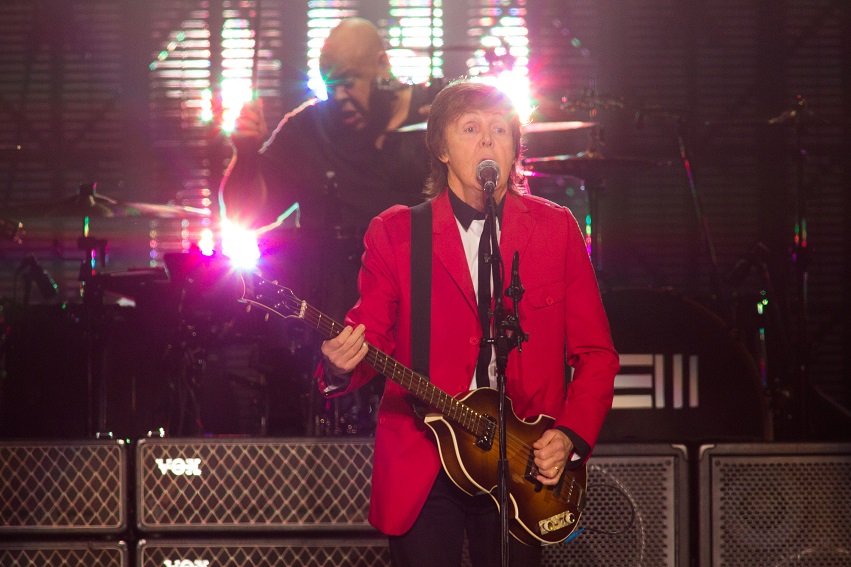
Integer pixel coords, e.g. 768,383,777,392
388,470,543,567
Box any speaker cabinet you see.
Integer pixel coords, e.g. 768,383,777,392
700,443,851,567
0,440,127,534
136,538,390,567
136,437,374,532
0,541,128,566
541,443,690,567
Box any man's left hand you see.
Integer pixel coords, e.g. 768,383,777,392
532,429,574,485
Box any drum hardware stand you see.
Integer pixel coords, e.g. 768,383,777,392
716,95,816,439
574,124,628,279
786,95,813,439
673,114,725,306
560,88,622,275
76,209,111,438
727,241,792,436
13,254,58,305
162,301,206,436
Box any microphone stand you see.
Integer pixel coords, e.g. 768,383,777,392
483,190,528,567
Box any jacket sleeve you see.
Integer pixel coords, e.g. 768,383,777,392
317,211,405,396
555,207,619,456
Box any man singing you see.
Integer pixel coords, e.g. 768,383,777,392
320,79,618,567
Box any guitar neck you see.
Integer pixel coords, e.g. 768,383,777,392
299,302,485,433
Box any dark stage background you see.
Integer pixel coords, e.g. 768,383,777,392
0,0,849,442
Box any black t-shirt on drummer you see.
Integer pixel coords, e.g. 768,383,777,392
254,84,435,320
257,84,434,233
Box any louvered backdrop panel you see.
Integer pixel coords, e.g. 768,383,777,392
146,0,286,263
1,1,290,300
0,1,847,435
527,0,850,432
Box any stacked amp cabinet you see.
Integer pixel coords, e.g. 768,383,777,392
0,440,129,566
135,439,690,567
135,437,390,566
700,443,851,567
28,438,851,566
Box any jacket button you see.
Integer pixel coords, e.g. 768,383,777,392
546,296,554,305
470,337,478,345
379,417,386,425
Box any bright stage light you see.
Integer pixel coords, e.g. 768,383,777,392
220,219,261,270
473,71,534,124
198,228,216,256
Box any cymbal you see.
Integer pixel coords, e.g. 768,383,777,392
522,121,597,133
522,151,671,178
704,96,843,129
5,185,210,219
392,120,597,134
703,110,838,128
392,122,427,133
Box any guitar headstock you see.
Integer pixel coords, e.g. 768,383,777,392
239,272,305,320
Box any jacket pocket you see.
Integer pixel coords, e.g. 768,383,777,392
525,281,566,309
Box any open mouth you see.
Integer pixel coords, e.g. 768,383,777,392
332,103,361,126
340,111,360,126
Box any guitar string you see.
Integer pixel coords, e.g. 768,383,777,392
295,302,586,506
262,292,585,503
251,280,585,510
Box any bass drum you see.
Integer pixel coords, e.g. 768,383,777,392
598,288,771,443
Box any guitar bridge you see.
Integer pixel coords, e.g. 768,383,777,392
476,415,496,450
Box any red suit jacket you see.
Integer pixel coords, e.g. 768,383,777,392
319,189,618,536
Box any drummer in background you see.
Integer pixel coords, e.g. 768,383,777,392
220,17,441,321
220,17,441,436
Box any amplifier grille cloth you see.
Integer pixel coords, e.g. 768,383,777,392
0,542,127,567
138,438,373,530
0,441,126,533
137,447,684,567
139,440,686,566
706,448,851,567
138,539,389,567
542,452,684,567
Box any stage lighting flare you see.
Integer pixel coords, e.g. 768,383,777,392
221,81,254,133
221,219,261,269
473,71,533,124
198,228,216,256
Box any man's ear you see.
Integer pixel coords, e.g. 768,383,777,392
377,51,391,73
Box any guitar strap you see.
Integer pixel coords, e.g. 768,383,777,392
410,200,432,375
409,200,432,417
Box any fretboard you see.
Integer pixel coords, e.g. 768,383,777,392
300,301,491,438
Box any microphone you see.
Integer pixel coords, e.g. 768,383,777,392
476,159,500,194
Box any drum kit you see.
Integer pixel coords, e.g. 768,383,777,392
1,182,219,439
0,182,363,440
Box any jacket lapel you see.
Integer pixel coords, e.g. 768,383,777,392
431,191,478,315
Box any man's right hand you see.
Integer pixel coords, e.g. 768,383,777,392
230,98,269,153
321,324,369,376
